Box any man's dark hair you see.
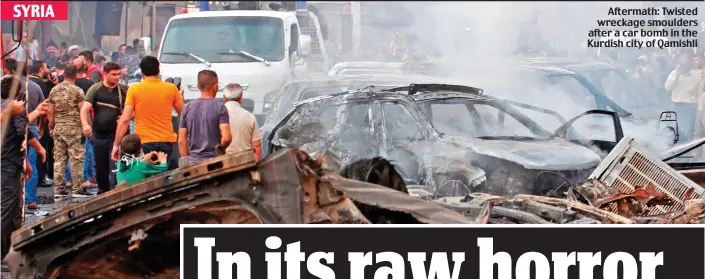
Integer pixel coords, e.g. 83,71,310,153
29,60,44,75
132,39,140,47
4,58,18,73
55,61,66,70
60,42,67,48
121,134,142,156
95,55,106,64
1,76,22,100
91,48,100,53
103,61,121,73
197,70,218,90
64,64,78,79
119,44,127,50
46,40,57,48
79,50,94,63
6,57,28,76
139,56,160,76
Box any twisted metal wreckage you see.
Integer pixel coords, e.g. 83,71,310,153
5,137,705,278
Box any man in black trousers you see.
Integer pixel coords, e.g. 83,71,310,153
80,62,128,194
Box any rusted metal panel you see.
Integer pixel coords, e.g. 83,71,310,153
11,150,258,249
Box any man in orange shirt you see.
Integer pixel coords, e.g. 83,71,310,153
111,56,183,170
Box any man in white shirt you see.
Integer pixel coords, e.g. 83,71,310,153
222,83,262,161
665,51,704,142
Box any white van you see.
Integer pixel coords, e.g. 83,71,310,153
157,10,312,123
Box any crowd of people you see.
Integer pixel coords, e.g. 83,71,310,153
1,48,263,260
5,34,142,83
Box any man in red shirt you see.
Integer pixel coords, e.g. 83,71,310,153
79,50,104,83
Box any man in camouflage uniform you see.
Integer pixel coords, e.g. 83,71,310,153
47,65,86,197
117,47,141,76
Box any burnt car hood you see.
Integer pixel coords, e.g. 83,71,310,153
443,136,601,171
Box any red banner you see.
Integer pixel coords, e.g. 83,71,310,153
0,1,68,20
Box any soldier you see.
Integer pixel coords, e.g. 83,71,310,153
118,47,141,76
47,65,88,198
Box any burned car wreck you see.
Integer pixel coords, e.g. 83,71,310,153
5,149,471,279
260,74,437,156
267,84,604,197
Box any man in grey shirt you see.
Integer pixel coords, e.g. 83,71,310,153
177,70,231,165
3,58,45,128
2,58,45,208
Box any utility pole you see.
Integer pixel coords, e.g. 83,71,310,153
124,2,129,45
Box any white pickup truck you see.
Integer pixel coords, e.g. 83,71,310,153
157,10,314,124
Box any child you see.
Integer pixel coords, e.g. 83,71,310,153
116,134,169,186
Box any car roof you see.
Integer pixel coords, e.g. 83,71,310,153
520,64,579,75
293,90,412,107
283,74,437,87
169,10,293,21
411,91,489,102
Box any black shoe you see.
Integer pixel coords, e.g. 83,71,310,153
38,177,53,187
73,187,97,198
53,188,70,199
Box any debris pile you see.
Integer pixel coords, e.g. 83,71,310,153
336,137,705,224
432,184,704,224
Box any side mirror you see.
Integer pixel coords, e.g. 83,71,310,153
299,35,312,57
139,37,152,56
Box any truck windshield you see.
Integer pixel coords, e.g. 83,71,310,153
160,16,285,64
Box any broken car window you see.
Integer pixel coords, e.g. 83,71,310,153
273,102,338,147
473,104,536,138
419,99,546,140
383,102,423,141
427,103,478,137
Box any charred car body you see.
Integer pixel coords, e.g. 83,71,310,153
267,84,604,196
6,149,471,278
260,74,438,156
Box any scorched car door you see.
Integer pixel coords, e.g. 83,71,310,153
380,101,425,182
553,109,624,154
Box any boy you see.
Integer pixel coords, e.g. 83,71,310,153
116,134,168,185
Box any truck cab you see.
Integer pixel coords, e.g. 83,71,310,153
158,10,312,124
